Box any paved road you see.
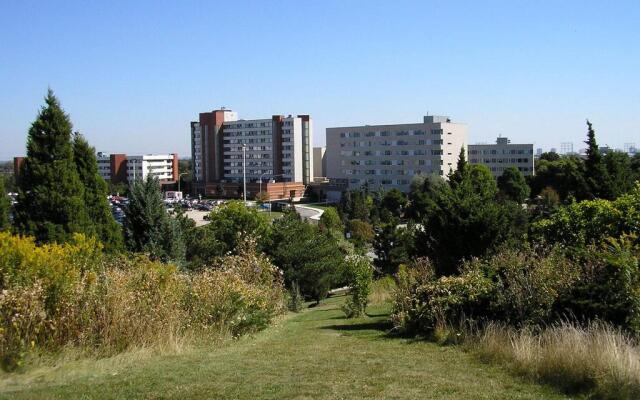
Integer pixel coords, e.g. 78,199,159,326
185,206,322,227
294,205,324,222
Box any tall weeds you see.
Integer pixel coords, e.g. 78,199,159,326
0,233,285,371
473,322,640,399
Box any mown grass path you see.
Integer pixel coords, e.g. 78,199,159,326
0,295,569,399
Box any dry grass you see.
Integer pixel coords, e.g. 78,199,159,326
472,321,640,398
0,234,286,371
368,276,396,305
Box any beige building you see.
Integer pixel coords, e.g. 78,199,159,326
468,137,534,177
313,147,326,180
326,115,468,192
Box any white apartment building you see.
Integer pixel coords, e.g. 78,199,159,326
96,152,178,184
96,152,112,181
325,115,468,192
468,137,534,177
126,154,177,182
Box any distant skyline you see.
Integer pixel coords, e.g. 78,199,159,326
1,1,639,160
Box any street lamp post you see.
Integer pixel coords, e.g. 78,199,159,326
242,144,247,205
177,172,189,195
259,172,285,197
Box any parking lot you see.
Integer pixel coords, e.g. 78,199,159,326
185,210,210,226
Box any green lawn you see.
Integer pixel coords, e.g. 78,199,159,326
261,210,284,222
0,295,569,400
303,203,335,211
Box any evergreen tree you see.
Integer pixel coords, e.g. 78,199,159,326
0,176,11,231
73,133,123,251
603,151,635,198
449,146,467,185
529,156,589,201
413,165,527,276
269,211,344,304
380,188,407,218
497,167,531,204
539,151,560,162
14,90,92,243
584,120,612,199
124,175,185,263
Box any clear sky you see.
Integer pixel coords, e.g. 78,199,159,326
1,0,639,160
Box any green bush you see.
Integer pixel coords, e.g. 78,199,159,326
342,255,373,318
557,235,640,334
531,183,640,247
467,246,580,326
391,258,493,334
391,246,581,334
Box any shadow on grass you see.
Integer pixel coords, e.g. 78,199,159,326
321,320,393,333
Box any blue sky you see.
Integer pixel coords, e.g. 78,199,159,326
1,0,639,160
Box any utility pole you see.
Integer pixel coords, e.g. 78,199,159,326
242,143,247,205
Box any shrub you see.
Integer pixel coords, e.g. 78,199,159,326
391,246,581,335
342,255,373,318
556,235,640,334
391,258,493,335
467,245,580,326
0,232,285,371
531,183,640,248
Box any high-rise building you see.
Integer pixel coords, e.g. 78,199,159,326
468,137,534,177
190,109,313,200
325,115,468,192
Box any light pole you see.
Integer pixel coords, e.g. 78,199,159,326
242,143,247,205
259,172,285,197
177,172,188,195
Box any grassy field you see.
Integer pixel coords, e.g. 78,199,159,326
0,295,569,400
261,210,284,222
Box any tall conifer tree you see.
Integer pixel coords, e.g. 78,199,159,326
449,146,467,186
124,175,185,263
584,120,612,199
73,133,123,251
14,90,92,243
